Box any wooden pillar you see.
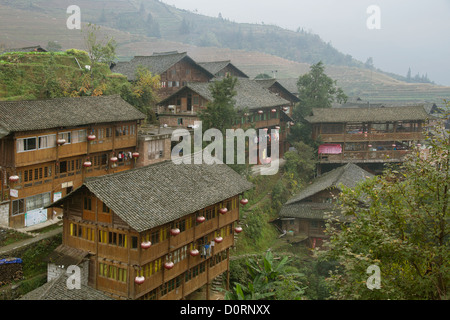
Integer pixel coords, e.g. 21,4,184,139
226,248,230,291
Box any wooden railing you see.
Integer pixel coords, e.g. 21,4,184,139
319,132,423,143
319,150,410,163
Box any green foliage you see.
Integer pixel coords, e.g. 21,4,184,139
198,76,238,134
283,141,316,185
226,251,306,300
290,61,347,145
320,109,450,300
46,41,62,52
120,66,161,122
82,23,117,66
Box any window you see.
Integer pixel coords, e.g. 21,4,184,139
131,236,138,249
26,193,51,211
58,132,71,144
59,161,68,174
107,231,127,247
12,199,24,216
72,129,87,143
38,135,56,149
99,263,127,283
147,140,164,160
83,197,92,211
102,203,110,213
106,128,112,138
17,137,37,152
177,118,183,125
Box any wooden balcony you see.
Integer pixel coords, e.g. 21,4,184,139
138,208,239,265
319,131,423,143
319,150,410,163
133,235,233,299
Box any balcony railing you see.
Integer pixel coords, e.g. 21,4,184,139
319,150,410,163
319,131,423,143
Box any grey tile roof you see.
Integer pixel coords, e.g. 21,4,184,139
305,105,431,123
19,271,113,300
285,163,373,205
0,95,146,135
159,78,291,111
280,163,372,220
51,160,253,233
1,45,47,54
198,61,249,78
280,202,335,220
111,51,214,81
45,244,89,266
254,79,300,103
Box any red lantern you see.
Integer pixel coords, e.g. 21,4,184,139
164,262,174,270
141,241,151,249
110,156,118,163
9,175,19,183
271,109,277,113
240,198,248,206
214,236,223,243
235,226,243,233
83,161,92,168
275,126,280,130
219,208,228,214
190,249,200,257
134,276,145,284
132,152,140,158
170,228,180,236
57,139,66,145
258,110,263,114
196,216,206,223
87,134,96,141
282,107,288,112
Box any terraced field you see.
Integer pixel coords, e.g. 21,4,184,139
1,1,449,105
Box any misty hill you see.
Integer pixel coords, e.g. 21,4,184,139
0,0,449,104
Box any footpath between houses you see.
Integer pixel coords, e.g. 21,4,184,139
0,219,62,257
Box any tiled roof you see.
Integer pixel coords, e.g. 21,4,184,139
1,45,47,54
0,95,145,135
19,271,113,300
45,245,89,266
254,79,300,103
305,105,431,123
285,163,373,205
198,61,249,78
111,51,214,81
51,160,253,232
159,78,290,111
280,164,373,220
279,202,336,220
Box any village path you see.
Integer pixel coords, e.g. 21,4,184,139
0,218,62,257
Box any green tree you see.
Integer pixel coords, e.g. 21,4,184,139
83,23,117,66
290,61,347,145
198,76,238,134
225,251,306,300
121,66,160,122
46,41,62,52
283,141,316,188
320,109,450,300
